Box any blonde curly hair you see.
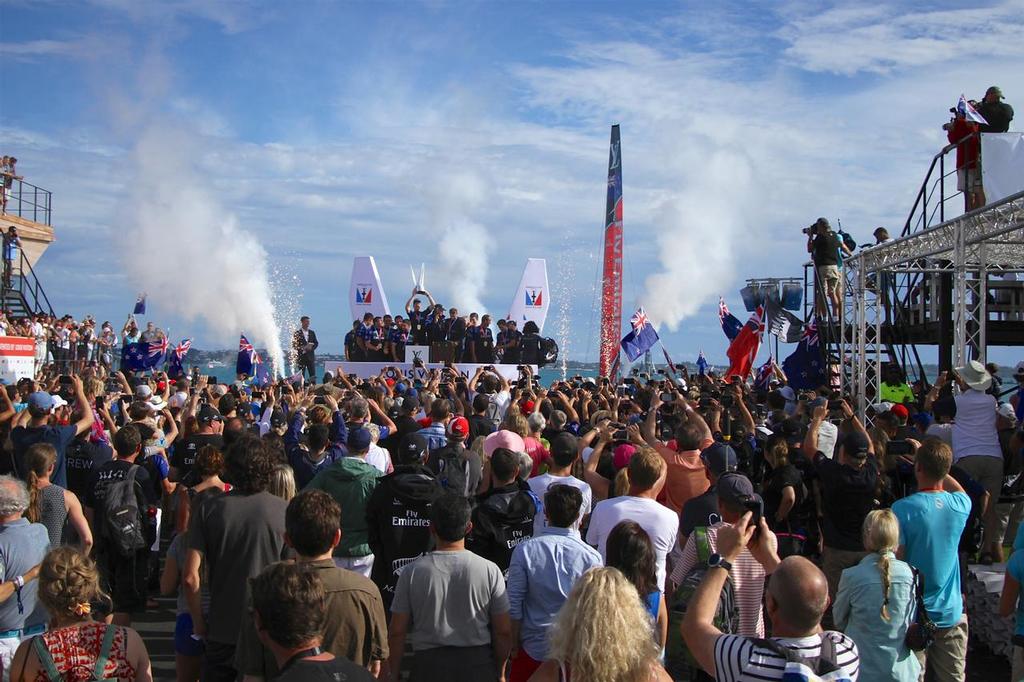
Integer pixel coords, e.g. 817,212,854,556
500,408,530,439
547,567,660,682
38,547,106,619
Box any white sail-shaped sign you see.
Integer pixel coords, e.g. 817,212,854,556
506,258,550,332
349,256,391,321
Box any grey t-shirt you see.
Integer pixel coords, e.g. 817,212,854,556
391,550,509,651
187,490,288,644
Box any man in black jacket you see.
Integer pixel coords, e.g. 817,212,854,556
293,316,319,380
977,86,1014,133
466,448,538,577
366,438,442,612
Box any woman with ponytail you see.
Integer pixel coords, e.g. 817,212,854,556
833,509,919,681
23,443,92,553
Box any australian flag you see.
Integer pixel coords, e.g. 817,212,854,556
133,293,147,315
620,307,659,362
121,341,162,372
782,320,827,391
167,338,192,378
719,298,743,341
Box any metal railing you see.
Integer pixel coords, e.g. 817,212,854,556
1,249,55,318
1,177,52,226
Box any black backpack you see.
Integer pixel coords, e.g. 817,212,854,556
541,337,559,367
100,466,147,556
434,444,472,497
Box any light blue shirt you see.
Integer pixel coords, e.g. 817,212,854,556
834,552,921,682
0,519,50,631
506,526,603,661
1014,522,1024,553
892,491,970,628
1007,550,1024,636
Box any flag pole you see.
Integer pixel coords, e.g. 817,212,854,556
656,339,677,379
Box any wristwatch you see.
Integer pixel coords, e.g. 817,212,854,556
707,553,733,572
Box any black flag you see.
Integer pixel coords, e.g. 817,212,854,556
765,298,804,343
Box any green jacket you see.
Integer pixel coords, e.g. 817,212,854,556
308,457,382,557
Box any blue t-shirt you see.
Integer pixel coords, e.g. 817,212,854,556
892,490,971,628
643,590,661,624
11,424,77,488
1008,550,1024,636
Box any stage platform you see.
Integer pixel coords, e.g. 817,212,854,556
323,360,534,381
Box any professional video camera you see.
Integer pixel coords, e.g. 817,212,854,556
802,217,830,236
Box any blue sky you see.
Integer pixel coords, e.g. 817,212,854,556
2,0,1023,368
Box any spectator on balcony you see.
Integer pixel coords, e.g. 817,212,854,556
1,157,22,213
2,225,20,288
977,86,1014,133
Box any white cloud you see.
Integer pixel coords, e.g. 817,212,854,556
4,1,1023,368
779,2,1024,75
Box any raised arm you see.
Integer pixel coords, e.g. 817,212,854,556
71,377,96,436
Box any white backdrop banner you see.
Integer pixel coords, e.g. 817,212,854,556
981,133,1024,204
324,361,530,382
506,258,550,333
349,256,391,321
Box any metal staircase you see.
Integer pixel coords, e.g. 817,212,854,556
1,249,55,318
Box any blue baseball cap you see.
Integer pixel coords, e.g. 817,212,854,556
701,442,738,476
394,382,407,395
27,391,56,413
347,427,372,453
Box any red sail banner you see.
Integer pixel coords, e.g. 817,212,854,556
599,124,623,377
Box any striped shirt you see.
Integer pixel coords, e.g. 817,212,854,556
668,522,775,637
713,632,860,681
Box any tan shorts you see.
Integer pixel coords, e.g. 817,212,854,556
817,265,841,296
957,166,982,191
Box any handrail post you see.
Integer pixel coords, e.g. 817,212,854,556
939,153,945,224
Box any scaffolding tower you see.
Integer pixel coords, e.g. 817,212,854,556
841,189,1024,419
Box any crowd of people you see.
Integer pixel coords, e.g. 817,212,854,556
338,287,553,368
0,340,1020,682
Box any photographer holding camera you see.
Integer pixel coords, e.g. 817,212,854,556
806,218,852,320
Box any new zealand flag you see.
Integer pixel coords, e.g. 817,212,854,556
719,298,743,341
782,320,827,391
121,342,162,372
620,308,659,362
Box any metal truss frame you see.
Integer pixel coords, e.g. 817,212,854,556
841,190,1024,419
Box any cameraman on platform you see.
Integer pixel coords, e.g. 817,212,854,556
806,217,852,320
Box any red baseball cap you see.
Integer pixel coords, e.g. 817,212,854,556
520,400,535,415
891,404,909,420
449,416,470,439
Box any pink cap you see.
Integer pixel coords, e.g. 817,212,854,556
613,443,637,470
483,430,526,458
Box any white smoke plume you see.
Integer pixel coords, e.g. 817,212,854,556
641,149,754,330
427,170,493,314
118,124,286,372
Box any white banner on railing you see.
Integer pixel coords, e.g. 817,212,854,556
0,337,35,383
324,361,530,382
981,132,1024,204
